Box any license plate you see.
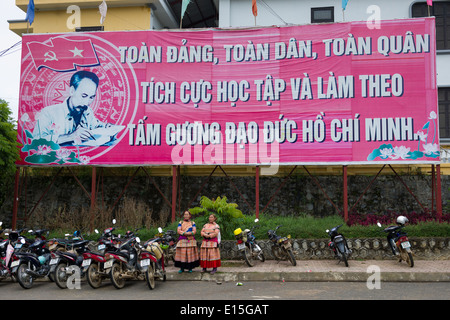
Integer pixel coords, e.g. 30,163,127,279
140,259,150,267
11,260,20,268
14,244,22,249
82,259,91,267
98,244,105,250
104,259,113,269
49,258,59,265
401,241,411,249
237,243,245,250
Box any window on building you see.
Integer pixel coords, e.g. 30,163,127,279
311,7,334,24
412,2,450,50
75,26,104,32
439,88,450,141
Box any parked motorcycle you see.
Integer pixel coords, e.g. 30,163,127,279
145,227,177,267
140,237,166,290
267,225,296,266
0,228,21,282
49,231,90,289
326,224,351,267
106,231,166,290
83,223,122,289
14,236,52,289
233,219,265,267
377,215,414,267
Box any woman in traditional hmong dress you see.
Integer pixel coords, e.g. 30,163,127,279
200,214,221,274
174,210,200,273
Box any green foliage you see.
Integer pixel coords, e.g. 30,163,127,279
0,99,20,205
189,196,245,239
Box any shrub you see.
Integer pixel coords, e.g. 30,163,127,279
189,196,245,239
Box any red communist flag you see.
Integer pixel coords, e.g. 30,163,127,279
252,0,257,17
27,37,100,72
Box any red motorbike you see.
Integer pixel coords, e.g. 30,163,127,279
107,232,166,290
82,225,121,289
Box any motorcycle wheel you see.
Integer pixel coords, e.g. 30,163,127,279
271,246,283,261
110,262,126,289
54,262,68,289
255,242,265,262
145,262,156,290
87,263,102,289
243,244,254,267
17,263,33,289
400,250,414,268
341,252,349,267
286,248,297,266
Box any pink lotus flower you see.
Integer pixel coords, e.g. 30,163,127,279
36,145,51,155
56,148,71,161
78,155,90,165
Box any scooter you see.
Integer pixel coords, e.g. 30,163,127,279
82,222,122,289
377,215,414,267
49,232,90,289
234,219,265,267
107,234,165,290
145,227,177,267
267,225,296,266
0,227,21,282
14,237,52,289
326,224,351,267
139,237,166,290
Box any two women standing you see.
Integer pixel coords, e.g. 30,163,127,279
174,211,221,274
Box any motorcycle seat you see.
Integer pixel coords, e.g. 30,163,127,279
56,250,77,260
112,250,130,260
71,240,89,248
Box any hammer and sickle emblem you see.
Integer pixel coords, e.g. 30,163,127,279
44,51,58,62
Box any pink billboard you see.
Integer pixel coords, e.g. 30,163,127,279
17,18,438,166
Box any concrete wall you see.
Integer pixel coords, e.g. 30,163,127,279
1,171,448,227
218,237,450,260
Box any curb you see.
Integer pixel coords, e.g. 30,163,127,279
166,271,450,282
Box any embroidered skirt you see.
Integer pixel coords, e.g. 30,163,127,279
200,240,221,269
174,239,199,270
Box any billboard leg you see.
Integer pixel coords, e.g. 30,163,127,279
436,164,442,220
343,165,348,223
172,165,177,222
12,167,20,230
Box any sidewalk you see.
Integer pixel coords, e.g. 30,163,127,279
165,259,450,282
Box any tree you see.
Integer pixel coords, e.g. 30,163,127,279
0,99,20,205
189,196,245,239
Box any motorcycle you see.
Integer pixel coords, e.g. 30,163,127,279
0,228,22,282
140,237,166,290
14,235,52,289
106,231,166,290
82,222,122,289
49,231,90,289
377,215,414,267
145,227,177,267
326,224,351,267
267,225,296,266
233,219,265,267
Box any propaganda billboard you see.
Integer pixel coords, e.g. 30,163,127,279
16,18,438,166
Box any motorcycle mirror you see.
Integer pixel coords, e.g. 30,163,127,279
377,222,382,228
28,229,33,233
158,227,163,233
20,238,25,244
136,237,141,243
94,229,99,234
325,229,329,233
112,219,116,225
254,218,259,223
65,233,70,237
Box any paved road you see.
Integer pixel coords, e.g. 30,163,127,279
0,279,449,300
